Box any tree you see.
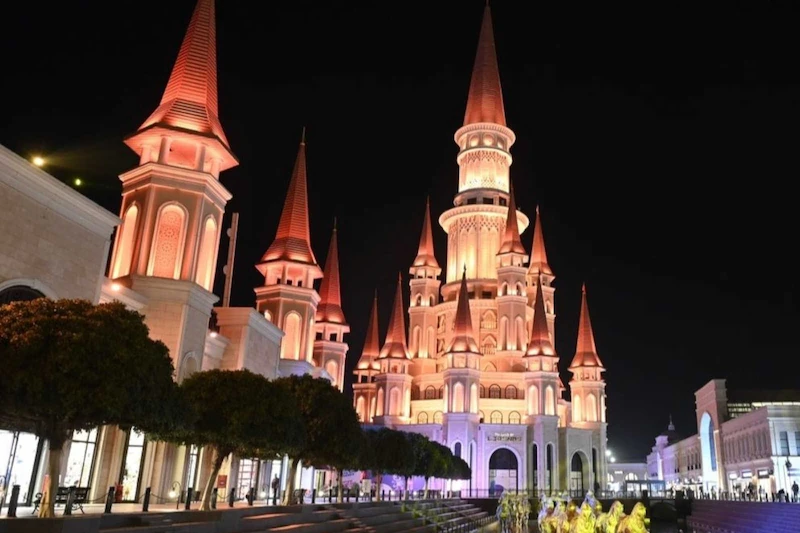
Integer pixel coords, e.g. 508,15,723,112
157,369,304,510
400,432,426,498
0,299,179,517
363,427,415,501
415,438,451,498
275,375,361,505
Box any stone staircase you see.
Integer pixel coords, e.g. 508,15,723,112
687,499,800,533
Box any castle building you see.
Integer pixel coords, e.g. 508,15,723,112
351,5,609,494
646,379,800,497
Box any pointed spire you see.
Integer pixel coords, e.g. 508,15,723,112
138,0,230,148
316,222,346,324
526,275,556,357
463,4,506,127
379,274,410,359
261,133,317,265
447,268,480,353
357,291,381,371
668,414,675,431
528,205,553,275
411,196,440,270
570,284,604,369
497,180,526,255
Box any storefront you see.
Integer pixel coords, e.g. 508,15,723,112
118,428,146,502
0,430,43,505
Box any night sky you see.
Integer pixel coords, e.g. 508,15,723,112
2,0,798,461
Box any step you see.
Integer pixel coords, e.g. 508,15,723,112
100,521,216,533
267,517,354,533
371,517,428,533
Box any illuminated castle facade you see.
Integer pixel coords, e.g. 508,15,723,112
351,6,609,494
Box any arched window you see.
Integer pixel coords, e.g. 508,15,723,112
489,385,501,398
454,442,462,458
444,384,449,412
545,386,555,415
573,394,583,422
479,411,486,423
178,352,198,382
483,362,497,372
418,412,429,424
194,216,218,290
515,316,525,350
412,326,421,356
515,282,524,296
481,335,496,356
453,382,465,413
376,388,384,416
149,203,187,279
509,411,521,424
389,387,400,415
425,386,436,399
429,296,435,306
433,411,443,425
470,383,478,414
480,384,486,398
490,411,503,424
528,385,539,415
586,393,597,422
415,294,422,306
325,360,339,387
281,312,302,360
505,385,517,399
356,396,366,422
112,204,138,278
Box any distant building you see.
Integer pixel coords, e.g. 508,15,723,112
646,379,800,496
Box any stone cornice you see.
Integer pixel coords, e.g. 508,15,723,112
130,275,219,309
0,144,120,237
119,161,232,206
214,306,284,345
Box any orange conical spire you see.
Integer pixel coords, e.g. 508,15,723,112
497,180,526,255
261,134,317,265
529,206,553,275
138,0,229,148
412,196,440,270
526,275,556,357
463,5,506,127
447,267,480,353
357,291,381,371
570,284,604,369
379,274,410,359
316,221,345,324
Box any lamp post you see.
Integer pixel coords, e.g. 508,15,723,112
169,481,182,510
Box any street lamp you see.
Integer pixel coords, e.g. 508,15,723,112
32,156,45,167
169,481,182,509
605,449,612,457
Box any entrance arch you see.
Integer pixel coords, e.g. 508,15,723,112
570,451,591,496
700,411,718,490
488,448,518,494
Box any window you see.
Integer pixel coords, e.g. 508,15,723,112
64,428,98,487
509,411,521,424
490,411,503,424
489,385,501,398
454,442,462,458
418,412,429,424
499,198,507,206
149,203,187,279
185,445,200,491
505,385,517,399
194,217,217,290
433,411,443,425
482,198,493,205
425,386,436,400
779,431,789,456
795,431,800,455
113,204,139,278
237,458,257,499
119,428,146,501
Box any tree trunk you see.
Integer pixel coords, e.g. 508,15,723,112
200,447,228,511
336,468,343,503
374,472,382,501
39,434,66,518
423,477,430,499
283,457,301,505
404,476,410,499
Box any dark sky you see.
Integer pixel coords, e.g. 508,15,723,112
2,0,799,461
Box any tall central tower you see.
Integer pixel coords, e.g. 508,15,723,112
439,5,529,301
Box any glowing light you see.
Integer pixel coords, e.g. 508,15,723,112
605,449,612,457
168,490,177,499
74,178,82,186
210,331,218,338
111,283,121,292
32,156,45,167
259,491,267,499
610,456,616,463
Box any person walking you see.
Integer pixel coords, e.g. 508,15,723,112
792,480,798,502
271,475,280,505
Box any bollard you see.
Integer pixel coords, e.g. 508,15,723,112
247,487,254,506
211,488,218,509
142,487,151,512
7,485,20,518
329,488,333,502
311,488,316,504
185,488,192,510
104,486,115,513
228,487,235,508
382,489,385,501
64,486,76,515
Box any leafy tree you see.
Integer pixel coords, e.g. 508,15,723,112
157,369,304,510
449,456,471,480
363,427,414,501
0,299,179,517
400,432,427,498
415,438,451,498
274,375,361,505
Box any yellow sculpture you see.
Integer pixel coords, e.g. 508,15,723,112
558,500,578,532
596,500,624,533
566,502,597,533
538,498,557,533
593,501,603,517
617,502,649,533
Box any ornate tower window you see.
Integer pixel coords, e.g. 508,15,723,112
194,216,218,290
112,204,139,278
148,203,187,279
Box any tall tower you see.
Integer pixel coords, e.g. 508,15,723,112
524,276,562,491
495,182,529,354
439,4,529,298
568,284,607,487
526,207,555,339
353,292,381,422
442,269,482,455
374,275,412,426
255,134,322,362
313,222,349,390
408,197,441,366
108,0,236,369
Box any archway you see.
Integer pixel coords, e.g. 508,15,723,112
700,411,718,490
570,451,591,496
488,448,518,495
0,285,46,304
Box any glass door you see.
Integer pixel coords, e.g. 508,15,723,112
119,429,147,502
